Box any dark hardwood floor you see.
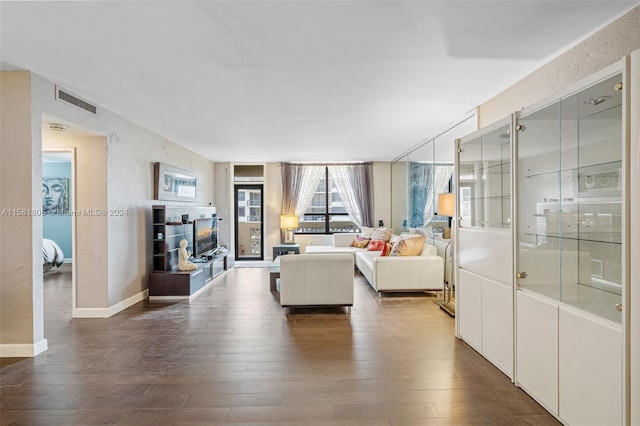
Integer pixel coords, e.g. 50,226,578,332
1,264,559,425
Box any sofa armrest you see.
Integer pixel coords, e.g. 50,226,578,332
333,233,357,247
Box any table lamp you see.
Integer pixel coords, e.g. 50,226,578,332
280,215,299,244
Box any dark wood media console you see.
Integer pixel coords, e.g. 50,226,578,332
149,252,228,298
149,205,228,300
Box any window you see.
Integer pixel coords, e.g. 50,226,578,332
298,167,359,234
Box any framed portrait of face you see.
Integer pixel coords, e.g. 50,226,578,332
42,177,69,215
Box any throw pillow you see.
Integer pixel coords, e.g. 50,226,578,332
351,235,371,248
397,235,426,256
389,233,417,256
359,226,374,239
390,234,426,256
370,227,393,242
380,242,394,256
367,240,386,251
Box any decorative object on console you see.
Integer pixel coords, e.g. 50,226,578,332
178,239,197,271
280,215,299,244
435,192,455,317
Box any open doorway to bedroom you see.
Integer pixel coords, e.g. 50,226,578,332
42,149,75,319
41,116,107,320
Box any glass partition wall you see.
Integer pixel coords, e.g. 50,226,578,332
390,112,477,314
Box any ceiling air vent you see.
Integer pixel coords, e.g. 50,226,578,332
55,86,97,115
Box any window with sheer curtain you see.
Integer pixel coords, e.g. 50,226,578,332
281,163,374,234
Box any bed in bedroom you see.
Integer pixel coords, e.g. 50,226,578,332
43,238,64,272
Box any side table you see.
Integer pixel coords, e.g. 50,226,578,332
272,243,300,260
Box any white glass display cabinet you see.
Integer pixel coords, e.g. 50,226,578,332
516,70,624,322
514,61,628,425
455,116,514,379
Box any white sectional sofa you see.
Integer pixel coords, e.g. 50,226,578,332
305,233,444,294
278,253,354,312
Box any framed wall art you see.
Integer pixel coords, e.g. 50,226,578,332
154,162,197,202
42,177,70,215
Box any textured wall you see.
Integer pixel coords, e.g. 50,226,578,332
214,162,232,250
479,5,640,127
0,71,44,351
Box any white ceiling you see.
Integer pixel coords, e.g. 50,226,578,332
2,1,637,162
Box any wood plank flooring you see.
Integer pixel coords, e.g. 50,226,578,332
0,265,560,425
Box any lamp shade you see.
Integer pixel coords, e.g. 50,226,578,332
280,215,299,229
438,193,455,217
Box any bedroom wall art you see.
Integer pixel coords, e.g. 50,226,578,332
42,176,69,215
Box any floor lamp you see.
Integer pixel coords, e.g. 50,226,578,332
434,193,456,317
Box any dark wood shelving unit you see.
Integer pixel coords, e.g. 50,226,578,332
150,205,227,300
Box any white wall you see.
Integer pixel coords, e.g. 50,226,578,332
0,72,47,356
214,162,232,250
373,162,391,228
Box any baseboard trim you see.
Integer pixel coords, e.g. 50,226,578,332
0,338,48,358
73,289,149,318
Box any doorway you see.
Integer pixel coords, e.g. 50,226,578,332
42,149,75,318
234,184,263,261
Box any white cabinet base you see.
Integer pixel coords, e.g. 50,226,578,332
458,269,482,351
516,290,559,415
482,277,513,378
559,307,622,425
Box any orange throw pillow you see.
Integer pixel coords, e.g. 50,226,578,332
396,235,426,256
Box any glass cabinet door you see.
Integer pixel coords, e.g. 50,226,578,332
458,120,511,229
482,124,511,229
516,73,623,322
458,135,484,228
